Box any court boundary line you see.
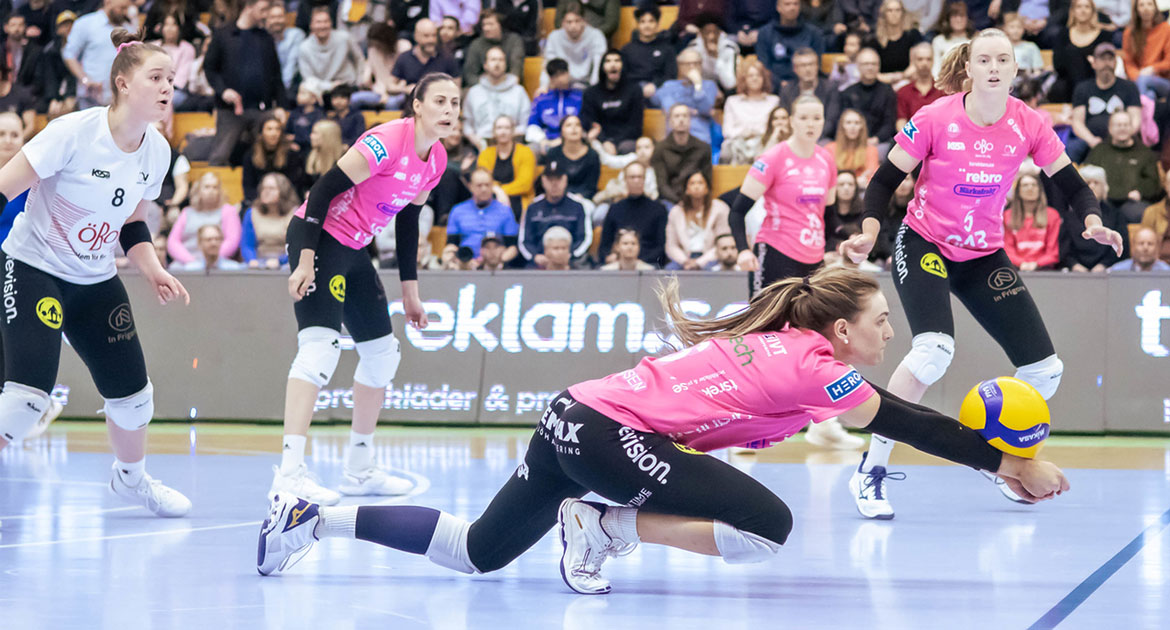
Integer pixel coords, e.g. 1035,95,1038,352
1028,506,1170,629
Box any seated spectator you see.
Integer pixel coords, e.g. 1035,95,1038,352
327,84,366,146
493,0,541,55
1140,170,1170,265
477,115,536,216
665,170,730,270
389,19,460,109
869,0,922,84
462,9,524,87
1060,165,1127,272
687,15,739,94
374,203,435,269
351,23,405,111
167,172,242,265
826,109,879,185
477,234,509,271
721,58,780,165
304,119,347,187
1097,0,1132,33
839,47,897,151
757,0,825,86
171,224,245,271
652,104,713,205
431,125,478,224
525,58,583,153
444,168,520,266
1002,12,1045,85
152,14,196,110
824,171,863,255
657,49,719,145
519,163,592,265
286,84,326,154
728,0,779,55
598,161,667,265
32,10,76,118
0,50,36,138
242,172,299,269
601,228,656,270
1121,0,1170,101
706,233,740,271
1069,42,1143,163
442,245,478,270
895,42,943,129
464,47,531,150
594,136,659,207
837,0,882,38
1110,226,1170,271
1083,110,1161,221
930,1,973,77
761,105,793,153
1049,0,1114,103
438,15,474,76
581,50,643,156
779,47,840,140
298,6,365,95
901,0,942,40
542,116,601,201
1003,173,1062,271
267,1,306,93
828,31,863,90
621,5,676,103
536,225,575,270
245,115,306,203
554,0,620,40
432,1,481,34
542,2,606,91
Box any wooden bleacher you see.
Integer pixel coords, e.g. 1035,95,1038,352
170,111,215,149
712,165,749,197
642,108,665,140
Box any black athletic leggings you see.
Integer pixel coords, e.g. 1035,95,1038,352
0,253,147,398
287,217,394,340
891,223,1055,366
748,242,822,299
465,392,794,572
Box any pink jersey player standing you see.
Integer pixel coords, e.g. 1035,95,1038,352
838,29,1123,519
258,267,1070,596
272,73,458,505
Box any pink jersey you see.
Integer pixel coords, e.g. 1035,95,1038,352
894,93,1064,261
749,142,837,264
295,118,447,249
568,328,875,453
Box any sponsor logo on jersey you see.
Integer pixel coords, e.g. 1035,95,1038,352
761,333,787,357
946,122,960,136
953,184,999,198
328,275,346,302
622,368,646,392
1007,118,1026,143
752,160,768,173
393,172,407,180
539,397,582,454
988,267,1018,291
974,139,993,154
76,221,120,252
730,335,754,366
139,171,149,184
901,120,918,141
618,426,671,484
3,257,15,323
35,297,62,329
362,135,389,164
920,253,947,278
91,169,110,179
108,303,133,332
673,443,702,455
824,369,865,402
947,141,965,151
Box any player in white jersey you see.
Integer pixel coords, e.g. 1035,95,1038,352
0,28,192,517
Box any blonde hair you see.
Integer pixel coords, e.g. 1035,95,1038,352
659,267,881,348
935,28,1013,94
876,0,913,47
193,172,227,210
1068,0,1102,30
306,120,346,176
1007,172,1049,231
834,109,869,174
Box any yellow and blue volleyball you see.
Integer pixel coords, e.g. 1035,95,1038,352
958,377,1050,458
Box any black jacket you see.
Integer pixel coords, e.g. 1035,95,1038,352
581,78,644,145
600,195,668,265
620,32,676,88
203,24,284,110
840,80,897,143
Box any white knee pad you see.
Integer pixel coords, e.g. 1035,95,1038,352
288,327,341,388
899,332,955,386
353,334,401,389
1013,354,1064,400
713,521,783,564
0,382,51,441
425,511,480,574
104,381,154,431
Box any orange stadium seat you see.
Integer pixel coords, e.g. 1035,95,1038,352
821,53,847,75
171,112,216,149
523,56,543,98
713,165,749,196
428,225,447,257
642,109,665,140
1041,49,1053,69
187,165,244,205
598,165,621,192
362,110,402,128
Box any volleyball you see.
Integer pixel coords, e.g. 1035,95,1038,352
958,377,1051,458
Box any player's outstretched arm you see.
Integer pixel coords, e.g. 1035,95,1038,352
839,144,920,263
1043,153,1123,256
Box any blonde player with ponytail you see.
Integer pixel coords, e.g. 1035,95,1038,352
837,29,1123,519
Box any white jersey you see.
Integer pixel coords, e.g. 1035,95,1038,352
2,107,169,285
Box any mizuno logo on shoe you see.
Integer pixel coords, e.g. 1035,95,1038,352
287,505,309,530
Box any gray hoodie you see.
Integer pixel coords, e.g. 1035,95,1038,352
463,73,533,147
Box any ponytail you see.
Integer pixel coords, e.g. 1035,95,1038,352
657,267,881,349
935,41,971,95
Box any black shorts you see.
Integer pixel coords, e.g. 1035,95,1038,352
465,392,794,572
891,223,1055,366
287,217,393,341
748,242,822,300
0,253,147,398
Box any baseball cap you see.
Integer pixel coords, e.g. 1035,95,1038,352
1093,42,1117,58
541,158,567,178
56,10,77,25
481,234,503,247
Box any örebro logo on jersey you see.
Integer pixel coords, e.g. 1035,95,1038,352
964,171,1003,184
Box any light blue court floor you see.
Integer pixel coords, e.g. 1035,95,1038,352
1,424,1168,630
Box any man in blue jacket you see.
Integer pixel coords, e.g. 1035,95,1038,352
756,0,824,86
526,57,582,155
